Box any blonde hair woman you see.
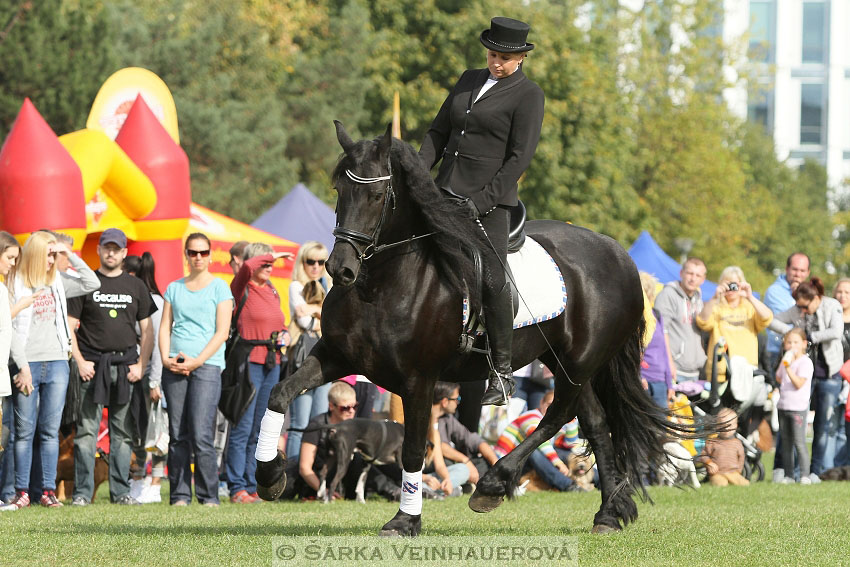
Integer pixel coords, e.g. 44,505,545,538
3,231,73,509
285,241,331,458
696,266,773,379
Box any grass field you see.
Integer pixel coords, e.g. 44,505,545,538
0,450,847,567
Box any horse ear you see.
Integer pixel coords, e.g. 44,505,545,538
334,120,355,153
377,122,393,161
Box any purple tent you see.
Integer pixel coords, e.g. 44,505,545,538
252,183,335,250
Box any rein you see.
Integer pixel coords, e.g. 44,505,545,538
333,156,436,264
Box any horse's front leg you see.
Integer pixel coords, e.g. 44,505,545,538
469,381,581,513
379,377,435,537
255,340,349,501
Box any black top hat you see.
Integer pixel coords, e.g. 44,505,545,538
480,17,534,53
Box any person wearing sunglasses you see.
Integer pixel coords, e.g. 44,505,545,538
226,242,293,503
65,228,157,508
158,232,233,506
282,381,358,500
285,241,331,460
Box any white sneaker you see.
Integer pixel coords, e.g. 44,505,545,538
129,477,150,501
808,473,821,484
800,476,812,485
772,469,785,483
780,477,796,484
138,484,162,504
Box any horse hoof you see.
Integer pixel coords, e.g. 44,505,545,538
591,524,621,534
255,452,287,501
468,490,503,513
379,510,421,537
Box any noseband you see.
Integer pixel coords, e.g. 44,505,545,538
333,156,434,266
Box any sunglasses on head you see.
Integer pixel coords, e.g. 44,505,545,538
305,258,326,266
186,249,211,258
335,403,358,412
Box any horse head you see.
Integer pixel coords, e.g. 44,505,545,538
327,120,395,286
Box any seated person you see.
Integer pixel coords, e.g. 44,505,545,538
434,382,498,488
698,408,750,487
422,391,475,498
495,390,589,492
280,381,398,500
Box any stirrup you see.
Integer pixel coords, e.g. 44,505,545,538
481,370,515,407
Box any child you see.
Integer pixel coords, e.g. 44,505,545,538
701,407,749,486
775,327,814,484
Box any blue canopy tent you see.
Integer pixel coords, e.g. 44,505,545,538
252,183,335,251
628,230,717,298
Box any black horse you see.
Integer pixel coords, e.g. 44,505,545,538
256,122,693,536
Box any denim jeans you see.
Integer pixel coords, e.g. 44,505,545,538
445,462,470,492
811,374,844,475
13,361,69,491
162,364,222,504
73,365,134,501
285,382,331,459
226,362,277,496
778,409,810,477
645,381,669,410
529,448,573,491
1,395,15,501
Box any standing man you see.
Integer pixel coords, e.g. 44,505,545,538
68,229,157,506
653,258,708,382
763,253,811,373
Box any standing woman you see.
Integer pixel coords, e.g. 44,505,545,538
285,241,331,459
0,233,26,483
833,278,850,467
159,233,233,506
419,17,544,406
4,231,73,509
227,242,291,503
769,277,844,476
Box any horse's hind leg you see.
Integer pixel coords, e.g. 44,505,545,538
470,381,582,513
576,379,638,533
380,377,434,537
255,342,349,501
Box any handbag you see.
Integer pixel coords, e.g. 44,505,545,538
219,336,257,423
144,399,169,456
219,287,257,423
284,322,320,379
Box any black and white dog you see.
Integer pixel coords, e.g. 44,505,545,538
308,418,405,503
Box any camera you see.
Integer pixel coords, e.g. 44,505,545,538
728,282,739,291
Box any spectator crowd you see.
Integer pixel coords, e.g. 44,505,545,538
1,228,846,509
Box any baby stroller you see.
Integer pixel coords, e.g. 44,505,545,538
679,338,770,482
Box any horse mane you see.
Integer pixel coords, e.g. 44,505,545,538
331,136,484,312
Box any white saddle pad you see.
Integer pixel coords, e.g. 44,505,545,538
463,236,567,330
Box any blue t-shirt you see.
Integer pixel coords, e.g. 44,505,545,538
164,277,233,369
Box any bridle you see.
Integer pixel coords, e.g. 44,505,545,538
332,156,434,265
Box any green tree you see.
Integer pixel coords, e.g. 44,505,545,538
0,0,118,138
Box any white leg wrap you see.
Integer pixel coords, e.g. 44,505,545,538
399,469,423,516
255,409,286,462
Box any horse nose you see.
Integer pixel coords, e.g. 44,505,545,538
326,253,357,286
336,266,356,286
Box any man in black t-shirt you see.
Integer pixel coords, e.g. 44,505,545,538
67,229,157,506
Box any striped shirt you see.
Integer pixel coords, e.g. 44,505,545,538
495,410,580,466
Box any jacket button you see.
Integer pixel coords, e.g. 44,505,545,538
466,109,471,114
461,130,465,135
454,151,458,156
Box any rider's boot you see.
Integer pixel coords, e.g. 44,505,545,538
481,282,515,406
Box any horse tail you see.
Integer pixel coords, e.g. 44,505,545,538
590,315,708,500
